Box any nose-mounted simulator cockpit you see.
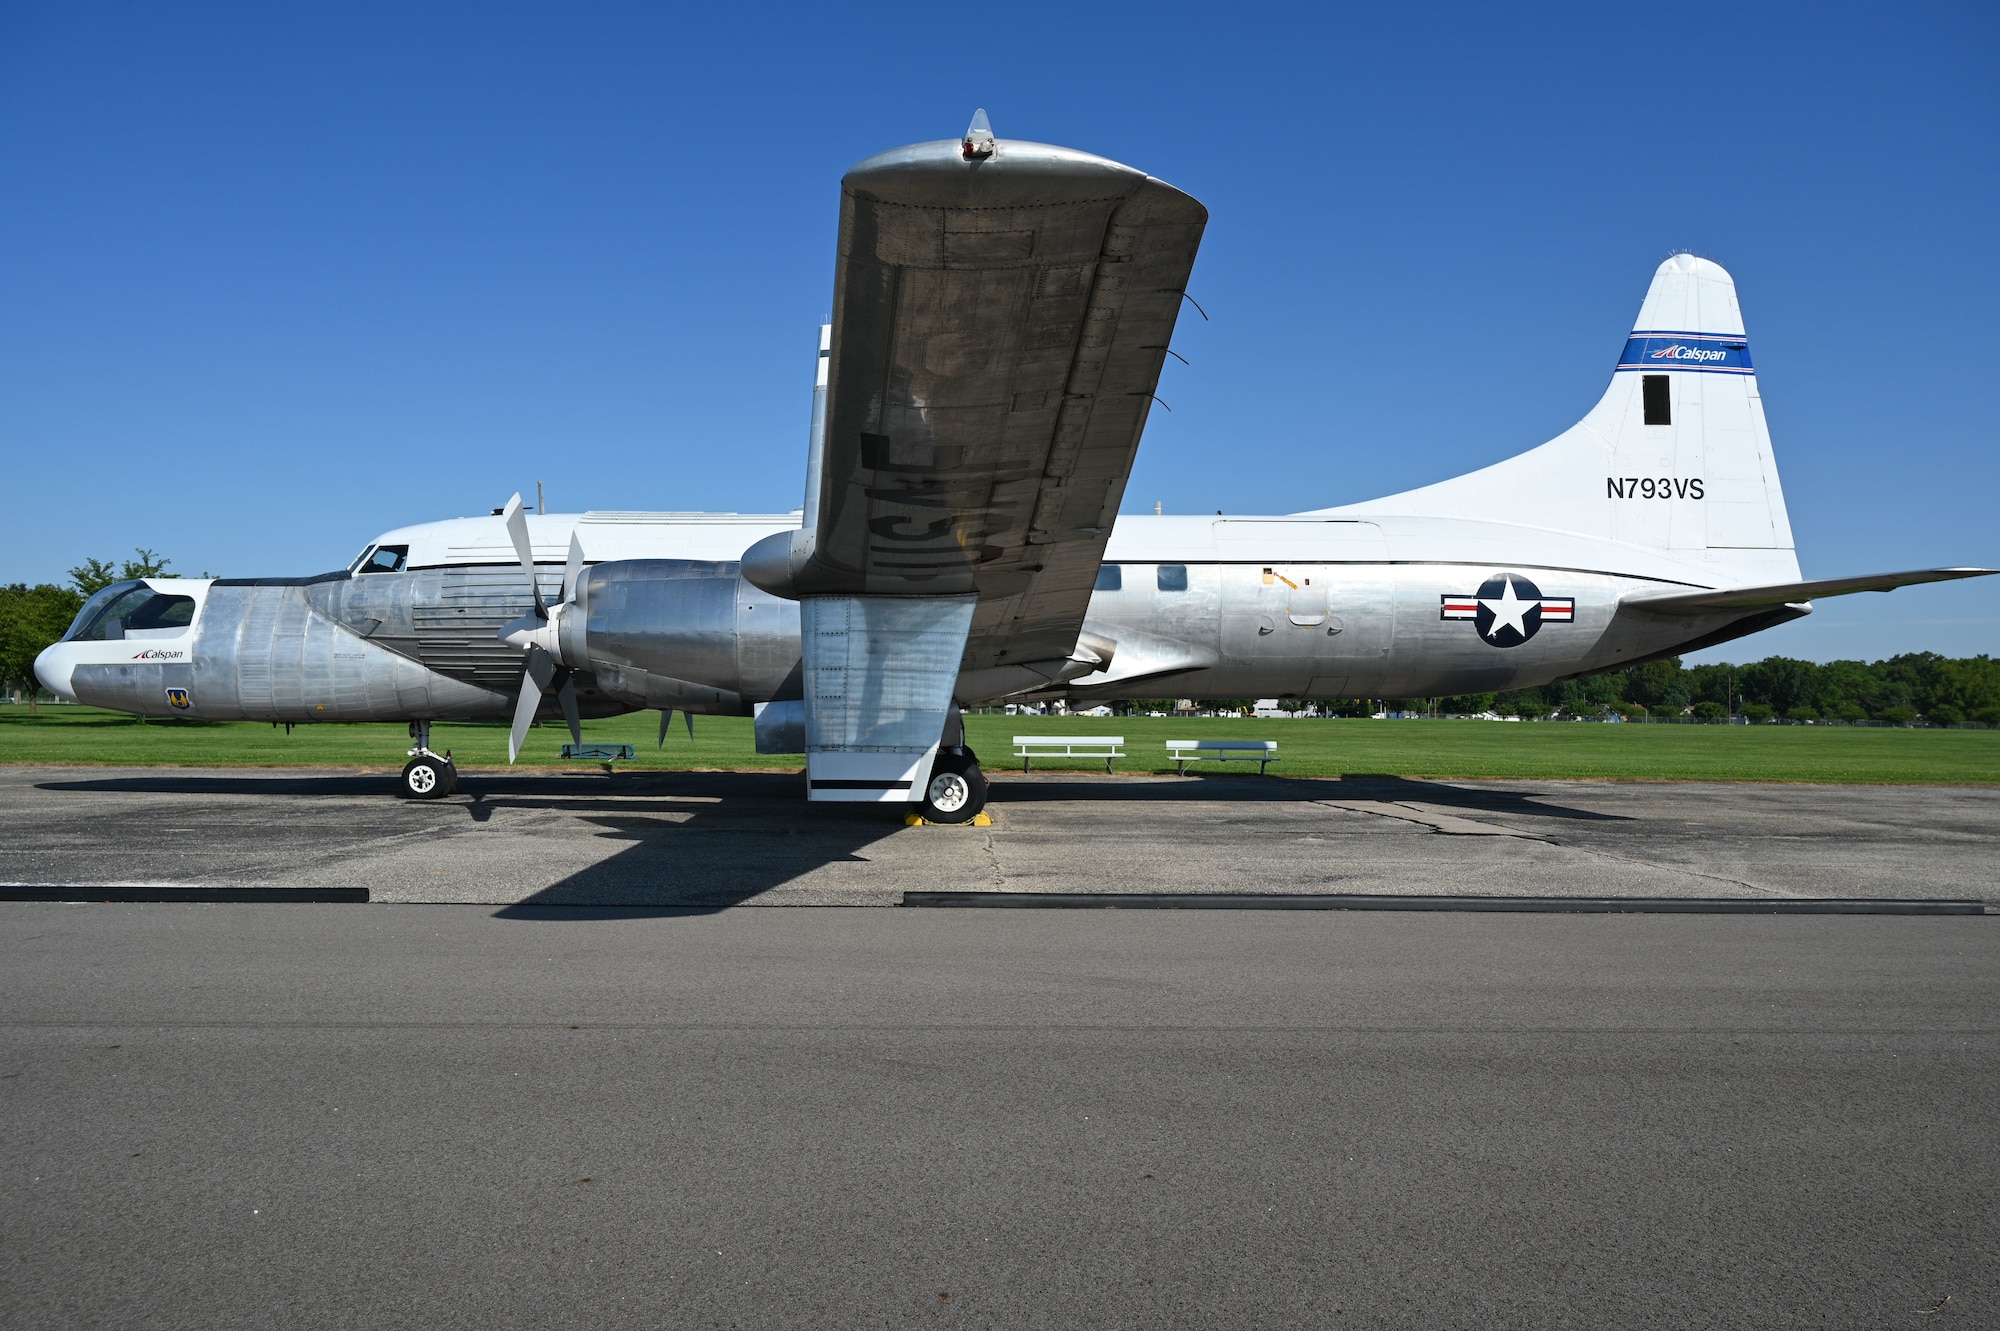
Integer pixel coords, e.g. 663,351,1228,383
64,580,199,642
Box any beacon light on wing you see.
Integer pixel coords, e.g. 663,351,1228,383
961,108,995,159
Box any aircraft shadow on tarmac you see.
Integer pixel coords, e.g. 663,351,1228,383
36,770,798,801
37,768,1632,827
489,773,1628,916
35,770,1631,916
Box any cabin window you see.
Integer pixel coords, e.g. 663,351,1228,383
1094,564,1122,592
359,545,408,574
1157,564,1188,592
1643,375,1671,426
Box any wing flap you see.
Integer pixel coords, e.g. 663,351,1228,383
1623,567,1994,614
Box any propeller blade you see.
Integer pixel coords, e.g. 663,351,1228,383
506,646,561,763
561,532,584,606
507,666,543,763
556,673,581,748
684,710,694,739
501,493,547,619
658,709,673,749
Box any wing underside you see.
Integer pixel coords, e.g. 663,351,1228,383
798,135,1207,677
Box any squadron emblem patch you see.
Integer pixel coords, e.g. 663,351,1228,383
165,687,192,710
1441,573,1573,648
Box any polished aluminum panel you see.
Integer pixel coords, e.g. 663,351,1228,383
802,595,975,802
579,560,802,709
753,699,807,755
67,581,513,721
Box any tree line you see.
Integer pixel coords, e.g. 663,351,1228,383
1429,652,2000,724
1132,652,2000,725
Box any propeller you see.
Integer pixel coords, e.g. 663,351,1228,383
495,493,586,762
657,708,695,748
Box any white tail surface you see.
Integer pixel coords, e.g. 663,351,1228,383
1309,254,1798,579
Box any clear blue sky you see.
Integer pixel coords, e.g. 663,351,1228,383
2,2,1994,663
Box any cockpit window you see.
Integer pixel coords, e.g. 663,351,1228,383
358,544,408,574
65,581,197,641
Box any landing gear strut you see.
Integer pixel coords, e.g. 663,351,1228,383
399,719,457,799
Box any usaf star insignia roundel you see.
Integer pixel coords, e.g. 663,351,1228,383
1440,573,1574,648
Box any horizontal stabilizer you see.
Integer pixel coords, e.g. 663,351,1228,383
1623,567,1995,615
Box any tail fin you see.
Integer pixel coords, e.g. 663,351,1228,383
1312,254,1798,578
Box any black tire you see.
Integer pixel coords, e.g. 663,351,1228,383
918,751,987,824
399,755,452,800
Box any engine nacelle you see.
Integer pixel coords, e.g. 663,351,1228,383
578,560,802,715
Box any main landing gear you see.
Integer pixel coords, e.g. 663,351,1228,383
919,748,987,823
916,707,987,823
398,720,457,800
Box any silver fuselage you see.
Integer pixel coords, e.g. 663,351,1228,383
36,511,1793,723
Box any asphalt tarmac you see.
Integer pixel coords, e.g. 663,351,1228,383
3,905,1993,1329
1,766,1996,906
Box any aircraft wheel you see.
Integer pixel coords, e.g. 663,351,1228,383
918,751,987,824
400,755,453,800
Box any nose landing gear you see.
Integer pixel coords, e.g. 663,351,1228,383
399,720,457,799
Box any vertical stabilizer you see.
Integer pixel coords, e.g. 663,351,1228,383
1310,255,1798,580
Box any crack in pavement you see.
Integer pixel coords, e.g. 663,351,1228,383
1315,798,1804,897
1535,836,1804,899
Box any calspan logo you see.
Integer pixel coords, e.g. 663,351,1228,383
1617,334,1751,375
164,688,192,710
131,648,185,660
1441,573,1574,648
1649,343,1729,363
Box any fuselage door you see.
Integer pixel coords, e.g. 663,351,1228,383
1279,569,1327,626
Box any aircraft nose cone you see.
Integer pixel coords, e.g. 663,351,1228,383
34,643,78,702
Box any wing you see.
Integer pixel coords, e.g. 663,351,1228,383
1622,567,1995,614
774,131,1206,680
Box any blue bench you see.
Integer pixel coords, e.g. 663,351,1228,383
561,743,637,761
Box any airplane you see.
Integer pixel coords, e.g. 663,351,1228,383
34,112,1993,823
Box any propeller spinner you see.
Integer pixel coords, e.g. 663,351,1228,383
495,493,586,762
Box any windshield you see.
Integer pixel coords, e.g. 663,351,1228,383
65,581,198,641
350,544,408,574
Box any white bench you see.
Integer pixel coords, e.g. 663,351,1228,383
1013,735,1125,773
1167,738,1279,775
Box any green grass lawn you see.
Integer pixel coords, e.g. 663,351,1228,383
3,704,1996,784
